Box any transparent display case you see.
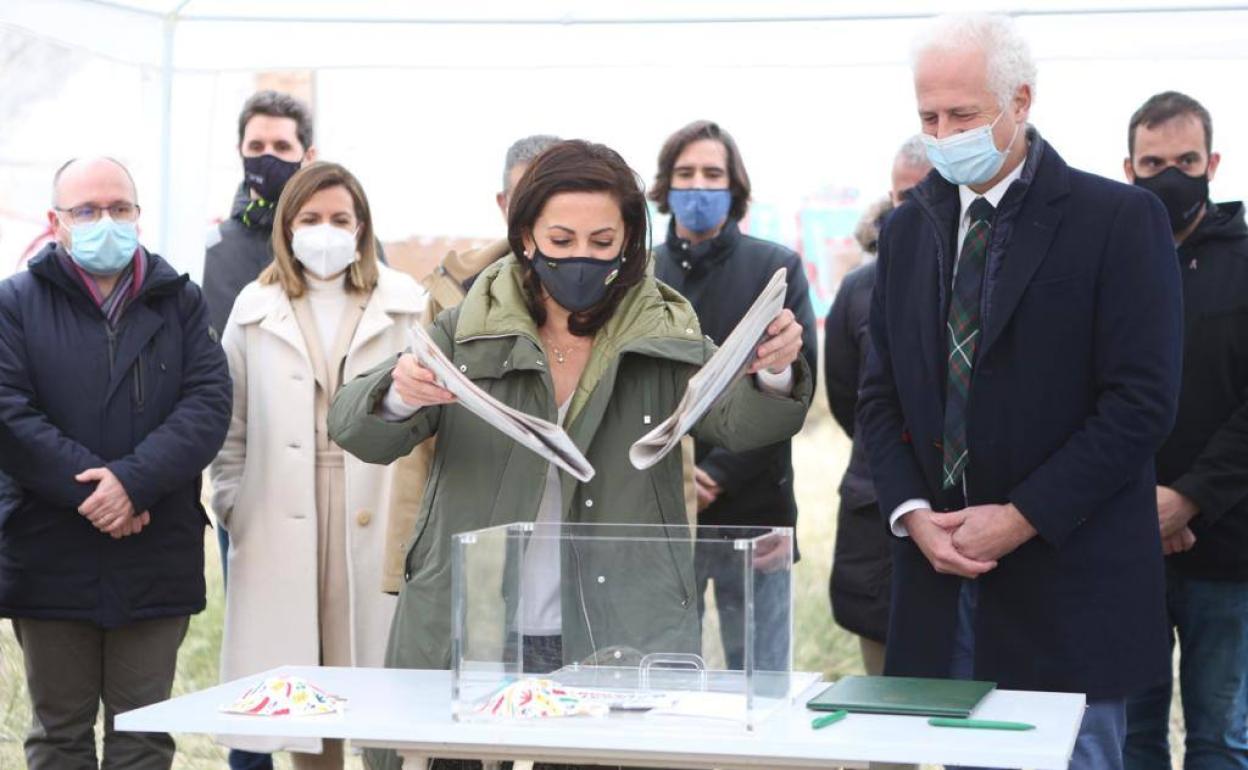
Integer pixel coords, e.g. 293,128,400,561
451,522,819,730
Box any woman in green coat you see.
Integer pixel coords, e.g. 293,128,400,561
329,140,811,766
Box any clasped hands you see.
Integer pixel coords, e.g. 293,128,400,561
903,503,1037,579
75,467,149,539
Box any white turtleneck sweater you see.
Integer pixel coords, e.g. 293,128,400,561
304,272,351,355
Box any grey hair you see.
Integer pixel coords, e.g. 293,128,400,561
895,135,932,170
502,134,561,193
51,157,137,206
911,13,1037,110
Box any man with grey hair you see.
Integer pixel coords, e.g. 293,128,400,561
859,14,1182,770
379,134,560,596
890,135,932,206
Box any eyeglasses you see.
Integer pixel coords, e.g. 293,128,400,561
54,202,141,225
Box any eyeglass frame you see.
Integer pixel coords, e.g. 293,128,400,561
52,201,142,225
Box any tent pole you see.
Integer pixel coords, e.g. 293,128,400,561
158,1,192,259
158,14,173,256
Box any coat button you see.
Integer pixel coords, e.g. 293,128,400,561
585,499,594,508
404,571,412,581
597,575,606,584
288,441,301,449
356,510,372,527
459,364,467,373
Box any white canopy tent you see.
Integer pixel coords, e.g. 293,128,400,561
3,0,1248,305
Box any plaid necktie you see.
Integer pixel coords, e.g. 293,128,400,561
941,197,995,489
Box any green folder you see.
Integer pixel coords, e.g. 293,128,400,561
806,676,996,718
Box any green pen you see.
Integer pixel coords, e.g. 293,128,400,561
928,717,1036,731
811,710,850,730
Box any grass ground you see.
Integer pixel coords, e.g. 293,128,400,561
0,393,1181,768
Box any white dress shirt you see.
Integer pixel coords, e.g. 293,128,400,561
888,158,1026,537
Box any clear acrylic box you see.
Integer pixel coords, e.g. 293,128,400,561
450,522,819,731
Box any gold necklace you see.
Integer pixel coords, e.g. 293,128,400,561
542,335,585,365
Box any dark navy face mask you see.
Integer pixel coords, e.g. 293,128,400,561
530,249,623,313
243,153,302,203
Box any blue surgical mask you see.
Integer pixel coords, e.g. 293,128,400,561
66,216,139,276
668,188,732,234
921,112,1020,187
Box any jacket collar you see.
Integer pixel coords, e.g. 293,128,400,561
455,255,704,360
454,255,707,424
662,218,741,272
28,243,185,307
1181,200,1247,254
230,265,422,365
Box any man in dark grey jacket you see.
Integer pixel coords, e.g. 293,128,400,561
825,137,929,676
652,120,817,673
202,90,317,337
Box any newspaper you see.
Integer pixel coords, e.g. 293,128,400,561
629,267,789,470
405,324,595,483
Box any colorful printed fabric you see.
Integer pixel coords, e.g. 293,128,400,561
476,678,610,719
220,676,346,717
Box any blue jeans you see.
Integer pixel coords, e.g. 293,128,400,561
695,542,792,672
228,749,273,770
1124,572,1248,770
952,581,1127,770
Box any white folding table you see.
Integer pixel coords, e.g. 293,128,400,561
115,665,1085,769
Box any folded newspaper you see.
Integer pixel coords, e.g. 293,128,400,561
629,266,789,470
406,324,595,483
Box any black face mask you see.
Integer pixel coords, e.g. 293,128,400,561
243,153,302,203
1134,166,1209,233
530,249,623,313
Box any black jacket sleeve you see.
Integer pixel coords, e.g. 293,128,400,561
0,281,106,509
108,283,233,514
1172,394,1248,527
858,223,934,523
825,269,865,437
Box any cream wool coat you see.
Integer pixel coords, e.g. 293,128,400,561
210,265,424,754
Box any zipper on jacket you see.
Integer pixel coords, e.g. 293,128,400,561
105,322,118,377
132,349,145,412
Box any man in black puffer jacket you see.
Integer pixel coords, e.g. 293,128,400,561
652,120,817,672
1122,91,1248,770
0,157,231,770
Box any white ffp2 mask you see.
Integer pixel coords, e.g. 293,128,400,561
291,223,358,279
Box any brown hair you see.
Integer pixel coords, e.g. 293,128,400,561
1129,91,1212,157
649,120,751,221
237,90,314,152
507,140,650,337
260,162,379,298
